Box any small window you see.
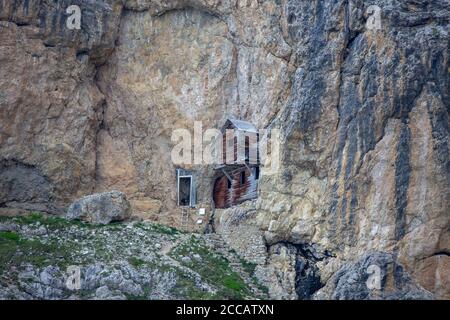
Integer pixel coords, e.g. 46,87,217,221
240,171,246,185
178,176,192,206
254,167,260,180
227,178,232,189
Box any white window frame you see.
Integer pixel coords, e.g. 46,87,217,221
177,174,194,207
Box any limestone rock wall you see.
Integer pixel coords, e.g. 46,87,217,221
254,0,449,299
0,0,448,299
0,0,122,213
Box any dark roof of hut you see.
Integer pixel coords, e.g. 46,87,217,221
222,119,258,133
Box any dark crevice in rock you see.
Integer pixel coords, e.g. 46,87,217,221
394,123,411,241
204,210,216,234
429,251,450,258
272,241,334,299
293,243,333,300
14,21,30,26
295,256,323,300
122,3,222,21
434,251,450,257
76,49,89,60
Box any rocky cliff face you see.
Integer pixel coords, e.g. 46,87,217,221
0,0,448,299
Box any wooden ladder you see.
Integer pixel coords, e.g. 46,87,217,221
181,207,189,231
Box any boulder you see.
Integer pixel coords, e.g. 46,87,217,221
66,191,131,225
314,252,435,300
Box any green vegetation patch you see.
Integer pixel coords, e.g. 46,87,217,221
238,257,257,276
149,223,180,236
128,257,146,268
169,266,216,300
135,221,181,236
0,212,92,230
0,231,21,242
169,236,251,299
236,256,269,298
0,231,80,274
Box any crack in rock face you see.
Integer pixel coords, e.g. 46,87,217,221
261,241,332,300
294,243,333,300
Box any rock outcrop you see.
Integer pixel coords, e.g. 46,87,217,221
66,191,131,224
0,0,448,299
315,251,434,300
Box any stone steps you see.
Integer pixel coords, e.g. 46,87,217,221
204,233,265,299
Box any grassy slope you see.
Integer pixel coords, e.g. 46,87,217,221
0,213,263,300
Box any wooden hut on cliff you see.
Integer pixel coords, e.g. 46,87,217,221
213,119,260,209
